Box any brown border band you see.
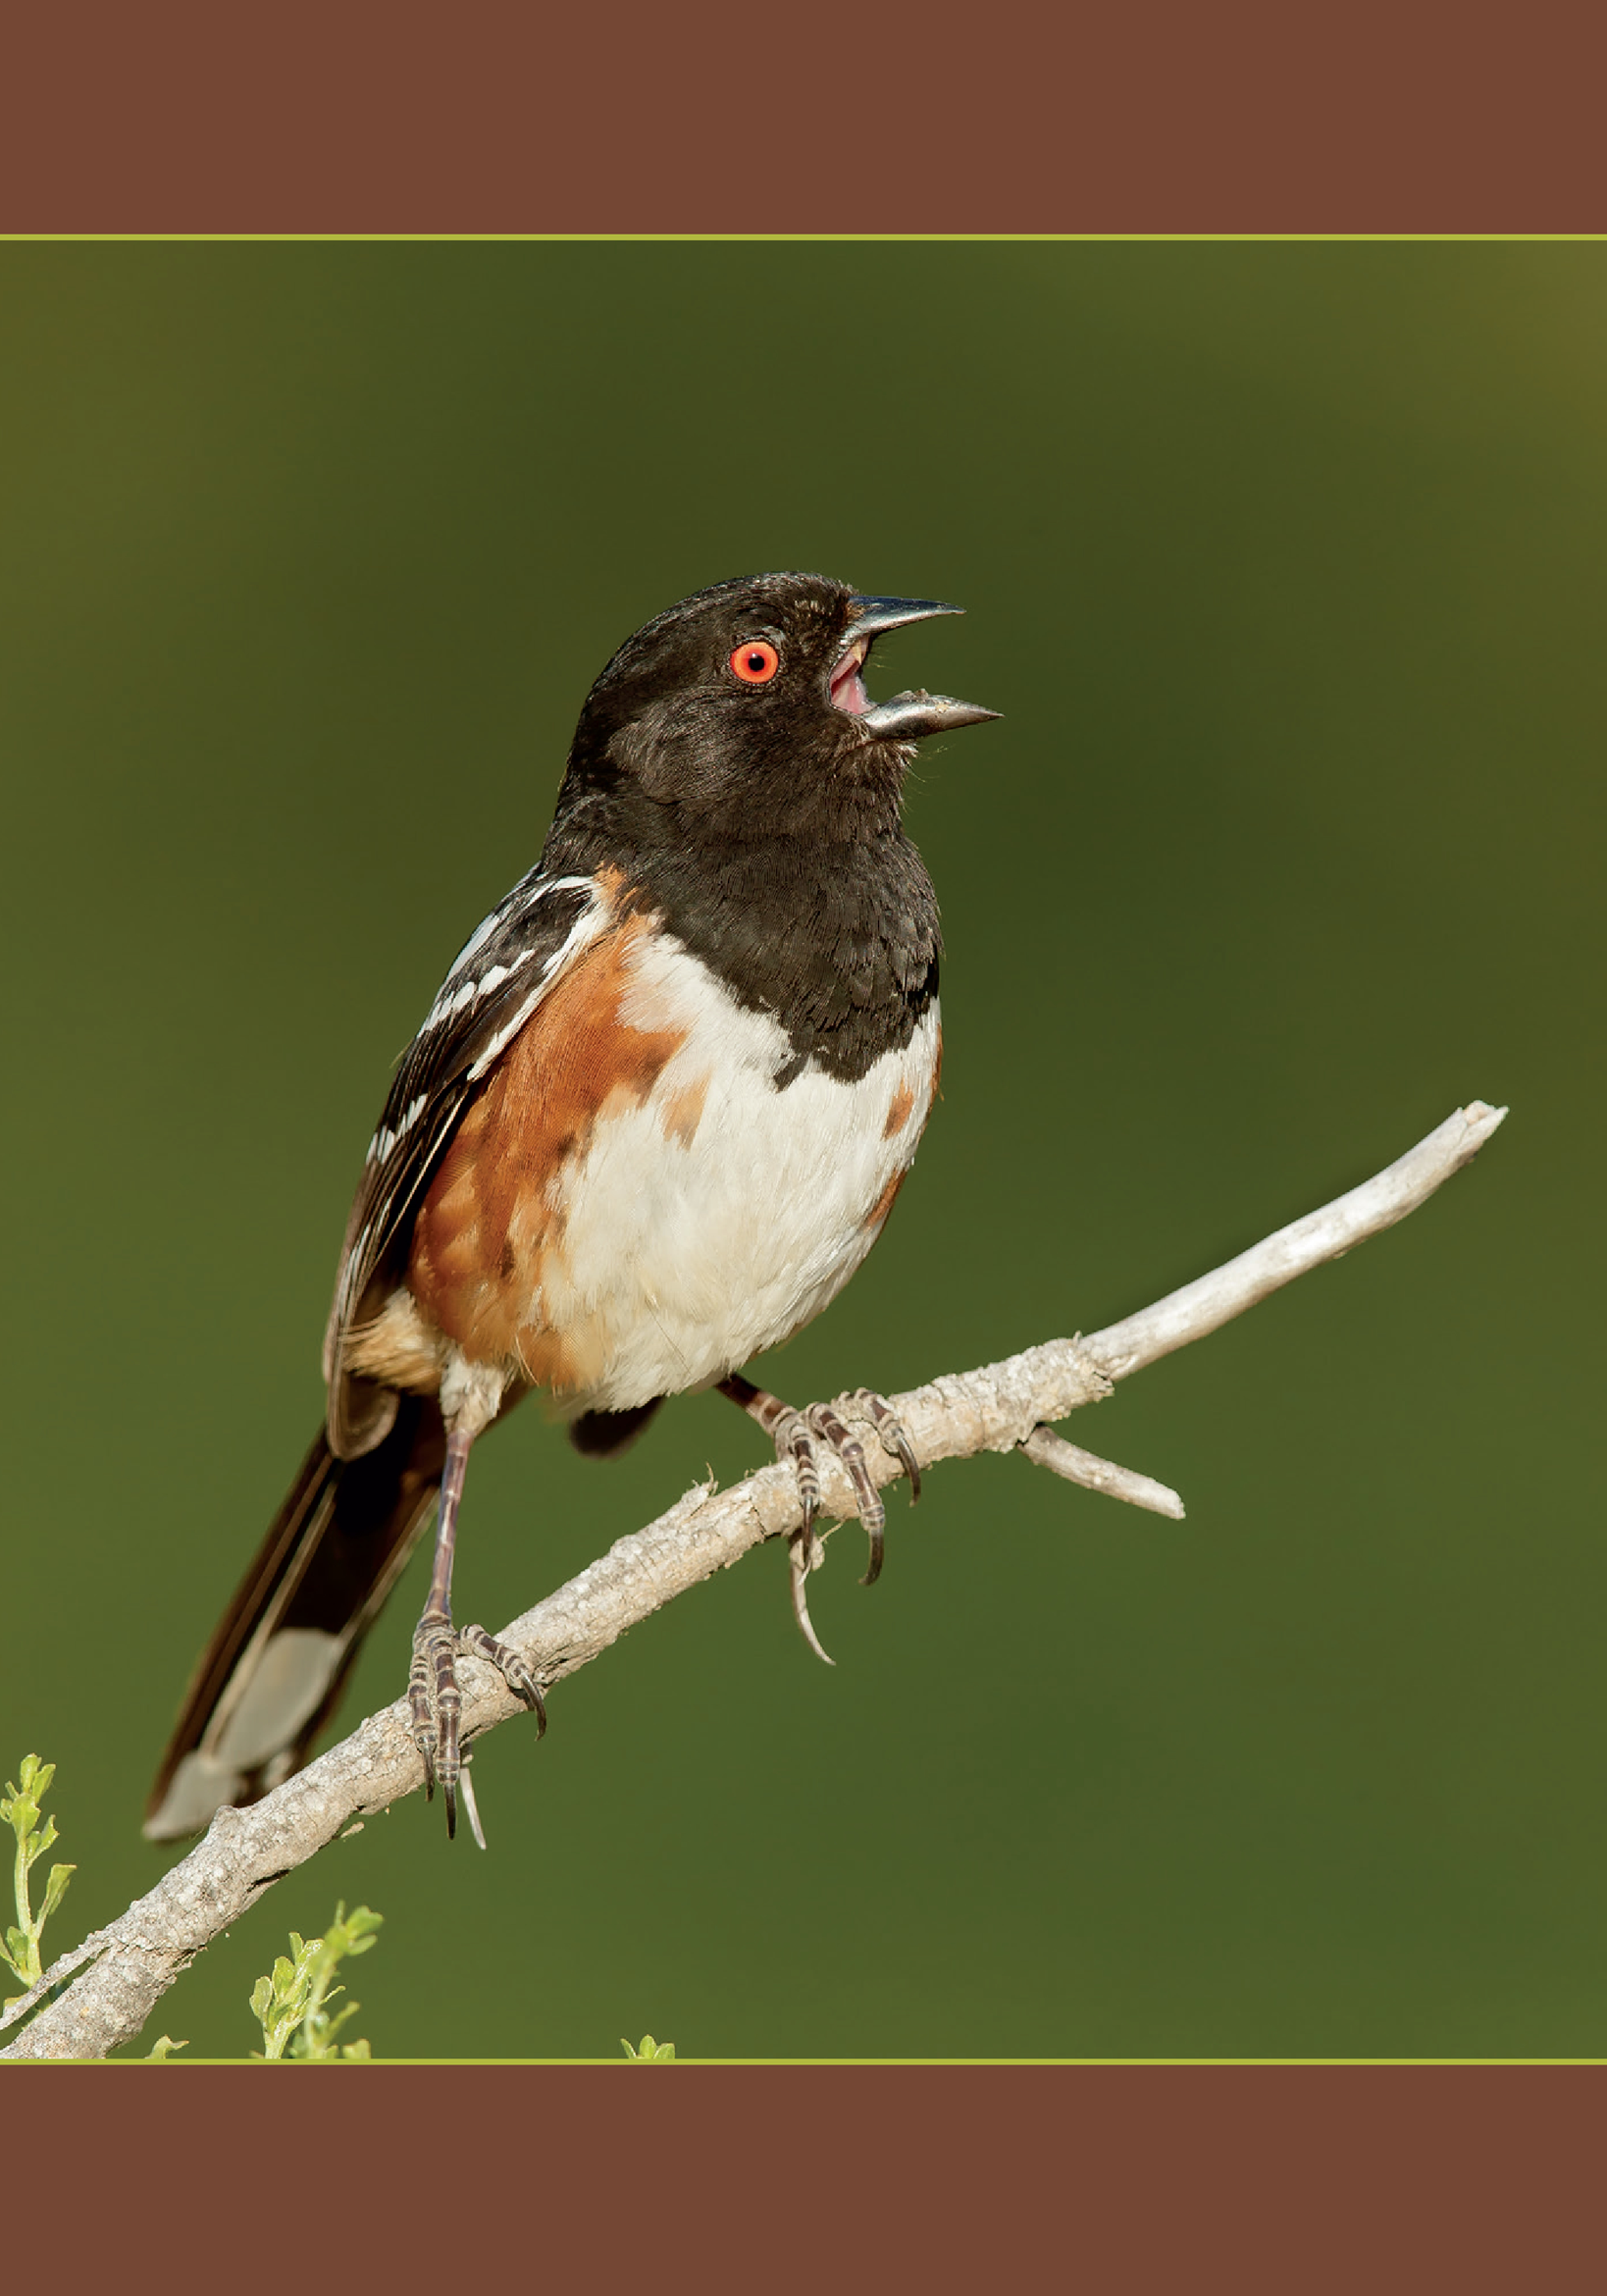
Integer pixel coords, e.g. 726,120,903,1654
8,2064,1601,2284
3,2,1604,233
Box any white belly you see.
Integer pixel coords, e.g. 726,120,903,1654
535,932,940,1413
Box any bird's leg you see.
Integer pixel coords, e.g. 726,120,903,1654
717,1372,922,1659
409,1367,544,1844
407,1423,472,1833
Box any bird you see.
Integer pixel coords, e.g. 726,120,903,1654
145,571,998,1846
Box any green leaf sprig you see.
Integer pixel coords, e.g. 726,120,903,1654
249,1903,384,2061
2,1755,76,2002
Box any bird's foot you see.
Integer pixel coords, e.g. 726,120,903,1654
408,1611,546,1846
718,1376,922,1663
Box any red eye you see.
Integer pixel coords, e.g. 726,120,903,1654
730,640,780,684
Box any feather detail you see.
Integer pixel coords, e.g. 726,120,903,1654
322,870,610,1456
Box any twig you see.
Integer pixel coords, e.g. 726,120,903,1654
1,1100,1506,2061
1019,1429,1186,1519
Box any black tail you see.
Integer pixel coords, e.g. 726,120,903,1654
145,1397,445,1840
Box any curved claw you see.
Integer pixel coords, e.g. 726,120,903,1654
890,1424,921,1505
789,1528,836,1666
457,1758,489,1852
436,1658,462,1825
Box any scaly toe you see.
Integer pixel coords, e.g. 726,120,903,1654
460,1623,548,1739
769,1407,822,1537
805,1401,887,1583
849,1387,922,1505
408,1623,442,1797
409,1613,466,1837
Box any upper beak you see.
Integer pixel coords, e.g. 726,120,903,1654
842,594,1001,740
848,595,964,639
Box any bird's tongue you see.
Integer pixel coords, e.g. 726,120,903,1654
829,646,871,715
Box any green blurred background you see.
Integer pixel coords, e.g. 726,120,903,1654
2,243,1601,2059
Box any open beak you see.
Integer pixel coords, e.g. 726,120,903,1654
831,594,1001,741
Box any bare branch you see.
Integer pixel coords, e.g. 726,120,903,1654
1,1100,1506,2061
1078,1099,1509,1382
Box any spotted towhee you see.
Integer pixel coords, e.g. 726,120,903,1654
146,573,997,1844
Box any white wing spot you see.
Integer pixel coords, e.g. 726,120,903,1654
422,874,599,1034
365,1092,428,1166
466,902,608,1080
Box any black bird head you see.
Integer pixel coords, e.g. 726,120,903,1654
558,572,998,840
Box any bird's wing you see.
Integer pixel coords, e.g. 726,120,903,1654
323,866,609,1454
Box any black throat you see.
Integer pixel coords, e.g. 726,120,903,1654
544,780,941,1085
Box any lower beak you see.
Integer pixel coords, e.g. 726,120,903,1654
859,690,1001,739
844,595,999,740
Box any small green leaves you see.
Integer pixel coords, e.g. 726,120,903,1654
621,2034,676,2061
3,1753,76,2000
249,1903,384,2061
146,2035,188,2061
250,1944,315,2061
39,1863,75,1925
